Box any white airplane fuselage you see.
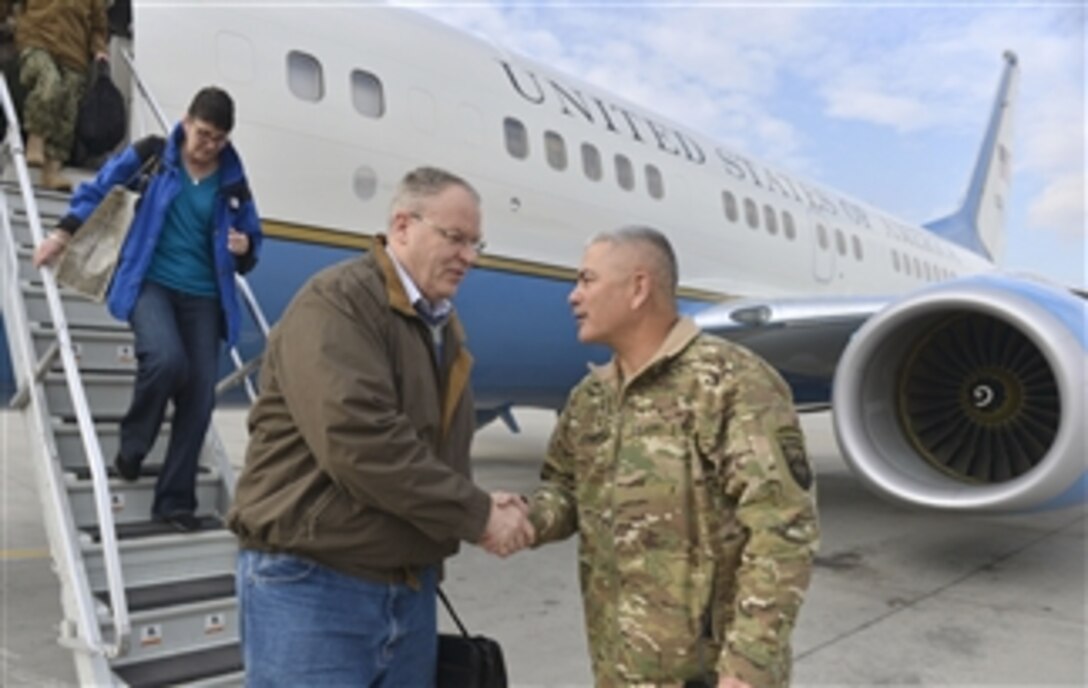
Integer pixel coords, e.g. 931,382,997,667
53,5,1087,512
128,6,994,403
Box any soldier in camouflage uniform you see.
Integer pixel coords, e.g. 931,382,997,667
527,226,819,688
3,0,109,190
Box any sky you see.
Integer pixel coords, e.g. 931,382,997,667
408,1,1086,289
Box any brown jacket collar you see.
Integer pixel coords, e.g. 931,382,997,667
373,235,418,319
372,235,474,435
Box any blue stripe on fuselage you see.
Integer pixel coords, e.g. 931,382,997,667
2,237,826,409
0,239,610,409
232,238,612,411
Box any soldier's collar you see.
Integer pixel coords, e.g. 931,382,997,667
590,317,700,388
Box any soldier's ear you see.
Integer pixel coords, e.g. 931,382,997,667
630,269,652,310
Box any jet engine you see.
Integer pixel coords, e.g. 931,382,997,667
832,275,1087,511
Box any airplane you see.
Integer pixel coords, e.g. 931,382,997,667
3,4,1085,517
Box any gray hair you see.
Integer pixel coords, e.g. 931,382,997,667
589,225,678,296
390,166,480,218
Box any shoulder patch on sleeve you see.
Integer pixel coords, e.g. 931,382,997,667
776,427,812,490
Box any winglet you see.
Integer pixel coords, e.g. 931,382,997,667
925,51,1019,262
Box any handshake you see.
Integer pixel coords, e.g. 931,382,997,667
479,491,535,557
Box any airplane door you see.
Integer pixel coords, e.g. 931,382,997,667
809,210,835,283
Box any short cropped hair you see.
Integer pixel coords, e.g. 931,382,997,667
188,86,234,133
589,225,679,296
390,166,480,218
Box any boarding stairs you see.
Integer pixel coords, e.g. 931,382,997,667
0,70,267,685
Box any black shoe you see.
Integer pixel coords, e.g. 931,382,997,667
113,454,140,482
155,512,203,533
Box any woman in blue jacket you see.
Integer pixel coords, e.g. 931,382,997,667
34,86,263,532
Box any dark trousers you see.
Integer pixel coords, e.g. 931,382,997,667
119,281,221,517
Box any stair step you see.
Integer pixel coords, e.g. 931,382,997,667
44,371,136,419
54,421,172,474
110,597,240,667
69,473,221,527
97,574,235,613
112,642,242,688
4,210,67,247
14,244,38,282
81,515,226,543
83,529,237,591
69,462,209,482
23,284,117,328
31,323,136,374
2,182,72,213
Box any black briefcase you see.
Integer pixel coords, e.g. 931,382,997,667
436,588,508,688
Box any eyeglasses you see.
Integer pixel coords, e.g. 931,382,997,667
412,213,486,255
191,125,229,149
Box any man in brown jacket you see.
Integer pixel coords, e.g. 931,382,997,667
228,167,533,687
5,0,109,190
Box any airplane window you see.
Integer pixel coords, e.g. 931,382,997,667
744,198,758,229
891,249,900,272
615,154,634,191
782,211,796,240
353,165,377,200
351,69,384,118
763,205,778,235
645,164,664,199
903,254,912,275
286,50,324,102
581,143,602,181
912,256,921,277
722,191,738,222
924,262,932,281
544,131,568,171
504,117,529,159
852,235,863,260
834,228,847,256
817,223,828,249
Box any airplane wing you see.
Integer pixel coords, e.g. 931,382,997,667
691,295,889,407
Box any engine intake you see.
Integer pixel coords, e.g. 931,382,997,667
832,277,1086,511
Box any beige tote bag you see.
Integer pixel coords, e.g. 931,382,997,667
53,185,138,303
52,152,159,302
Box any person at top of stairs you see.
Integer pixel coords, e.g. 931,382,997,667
33,86,264,532
4,0,109,191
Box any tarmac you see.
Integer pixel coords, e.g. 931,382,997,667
2,407,1086,687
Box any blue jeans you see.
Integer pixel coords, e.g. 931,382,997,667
236,549,438,687
119,281,221,517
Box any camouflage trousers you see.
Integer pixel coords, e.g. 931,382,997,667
19,48,87,162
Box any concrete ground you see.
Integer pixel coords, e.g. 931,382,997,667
2,407,1085,687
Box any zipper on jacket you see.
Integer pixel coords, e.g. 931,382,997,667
608,385,624,620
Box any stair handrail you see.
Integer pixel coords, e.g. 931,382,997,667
0,78,130,659
119,48,272,402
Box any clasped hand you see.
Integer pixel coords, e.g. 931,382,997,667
479,491,535,558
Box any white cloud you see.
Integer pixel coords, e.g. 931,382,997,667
823,87,938,132
1028,174,1086,237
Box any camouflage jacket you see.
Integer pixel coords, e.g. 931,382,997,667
529,317,819,687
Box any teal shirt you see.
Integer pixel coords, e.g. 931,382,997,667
146,169,221,297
